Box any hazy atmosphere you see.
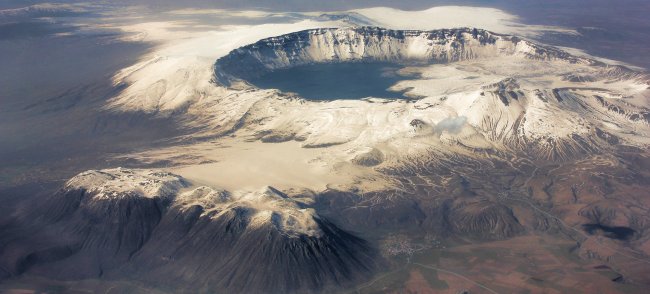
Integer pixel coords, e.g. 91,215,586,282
1,1,649,293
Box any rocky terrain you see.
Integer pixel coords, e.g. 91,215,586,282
214,27,600,85
1,23,650,293
208,28,649,163
0,169,377,293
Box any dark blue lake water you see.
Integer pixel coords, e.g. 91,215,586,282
249,62,411,100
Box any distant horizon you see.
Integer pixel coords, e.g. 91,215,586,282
1,2,649,293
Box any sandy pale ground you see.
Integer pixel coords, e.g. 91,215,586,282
158,139,380,192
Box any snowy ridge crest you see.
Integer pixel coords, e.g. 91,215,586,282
214,27,606,86
65,168,187,200
178,186,322,237
65,168,322,237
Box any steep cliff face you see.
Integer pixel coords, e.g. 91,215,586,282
207,27,650,163
214,27,600,85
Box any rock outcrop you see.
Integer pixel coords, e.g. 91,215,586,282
0,169,378,293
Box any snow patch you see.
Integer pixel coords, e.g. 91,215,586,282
178,185,322,237
65,168,186,200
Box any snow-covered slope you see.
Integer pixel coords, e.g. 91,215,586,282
105,27,650,192
214,27,597,85
4,6,650,292
211,28,649,161
61,168,335,238
177,185,322,237
65,168,186,200
1,168,376,293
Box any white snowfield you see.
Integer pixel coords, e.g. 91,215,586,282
65,168,186,200
73,6,650,202
65,168,322,237
178,185,323,237
212,27,573,85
